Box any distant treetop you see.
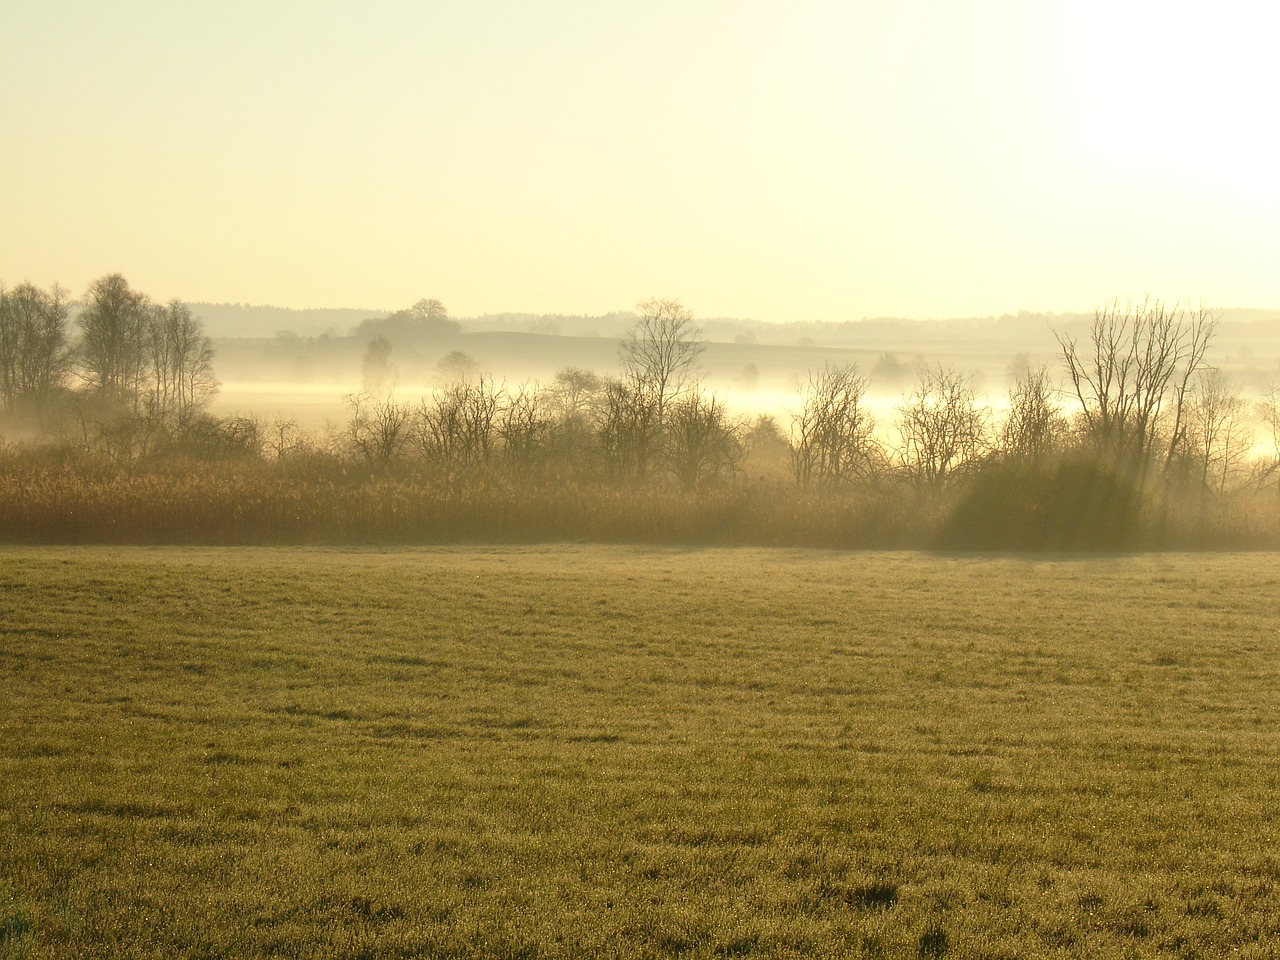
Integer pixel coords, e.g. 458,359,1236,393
354,299,460,342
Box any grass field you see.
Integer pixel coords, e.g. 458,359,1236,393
1,547,1278,959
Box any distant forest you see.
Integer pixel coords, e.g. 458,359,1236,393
200,299,1280,412
2,276,1279,549
187,298,1280,344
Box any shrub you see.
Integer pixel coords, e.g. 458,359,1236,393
941,456,1149,551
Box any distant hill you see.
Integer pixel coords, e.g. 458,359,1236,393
197,301,1280,397
199,301,1280,432
184,303,386,339
191,301,1280,353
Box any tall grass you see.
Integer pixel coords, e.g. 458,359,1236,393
2,447,1277,548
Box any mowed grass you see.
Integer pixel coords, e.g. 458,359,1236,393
1,547,1278,959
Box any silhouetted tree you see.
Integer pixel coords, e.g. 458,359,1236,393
145,301,217,419
354,298,460,343
345,393,412,466
499,383,552,468
408,298,448,322
604,299,704,480
162,412,262,461
1256,384,1280,493
1056,299,1214,477
546,367,604,425
621,298,702,427
663,392,743,491
872,352,910,386
791,364,880,488
414,376,500,480
999,363,1067,465
78,274,151,408
1177,369,1253,494
362,335,396,396
598,377,660,480
742,414,790,478
745,414,788,454
896,364,989,489
436,350,479,382
0,281,72,418
538,368,602,468
265,417,308,462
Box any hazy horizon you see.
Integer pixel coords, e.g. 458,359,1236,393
4,1,1277,322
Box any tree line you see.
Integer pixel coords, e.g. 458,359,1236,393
0,274,216,425
342,298,1272,488
2,288,1278,548
318,296,1280,546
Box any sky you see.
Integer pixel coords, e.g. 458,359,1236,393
2,0,1277,322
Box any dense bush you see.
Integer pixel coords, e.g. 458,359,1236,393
940,457,1149,550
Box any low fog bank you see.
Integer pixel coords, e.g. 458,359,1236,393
189,299,1280,351
5,283,1280,552
206,300,1280,440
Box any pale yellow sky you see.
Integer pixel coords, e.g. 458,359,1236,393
2,0,1276,321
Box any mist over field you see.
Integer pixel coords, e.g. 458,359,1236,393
4,288,1277,957
5,0,1280,953
201,300,1280,437
4,280,1280,550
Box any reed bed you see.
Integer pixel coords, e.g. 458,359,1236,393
0,449,1276,549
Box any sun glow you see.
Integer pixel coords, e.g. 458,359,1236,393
1,0,1276,317
1065,0,1280,208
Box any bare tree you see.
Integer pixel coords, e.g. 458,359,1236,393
265,417,308,462
621,298,702,426
1056,298,1214,476
663,391,743,491
78,274,151,408
999,363,1067,465
145,301,217,419
546,367,604,425
1256,384,1280,492
164,412,262,461
597,377,660,480
345,393,412,466
790,364,880,488
545,367,605,468
1178,369,1253,494
499,383,552,468
896,364,989,489
362,336,397,396
0,281,72,417
436,350,479,382
414,376,501,477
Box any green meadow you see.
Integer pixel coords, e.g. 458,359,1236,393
1,547,1278,959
